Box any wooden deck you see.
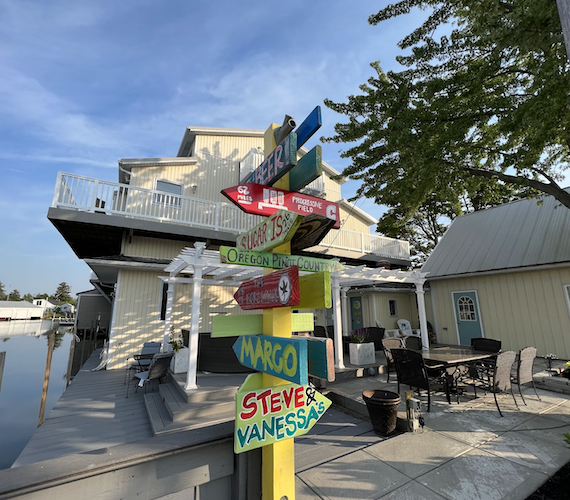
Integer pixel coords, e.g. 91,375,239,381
13,350,153,466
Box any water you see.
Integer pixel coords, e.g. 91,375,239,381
0,320,73,469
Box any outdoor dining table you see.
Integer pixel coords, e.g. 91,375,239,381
418,346,496,404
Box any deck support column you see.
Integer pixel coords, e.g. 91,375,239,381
185,242,206,391
415,277,429,349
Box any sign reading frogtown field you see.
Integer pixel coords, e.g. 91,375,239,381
234,373,331,453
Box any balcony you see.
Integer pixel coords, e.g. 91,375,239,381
50,172,410,261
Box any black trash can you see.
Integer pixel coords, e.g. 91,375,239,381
362,390,401,436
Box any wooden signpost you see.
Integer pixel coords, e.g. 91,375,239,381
234,372,331,453
242,132,298,186
233,335,308,386
236,209,302,252
294,106,322,148
219,246,345,273
221,182,340,228
211,313,314,338
289,145,322,192
291,213,336,251
234,266,300,310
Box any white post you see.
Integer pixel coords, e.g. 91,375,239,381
415,278,429,349
332,274,345,369
52,172,63,207
185,242,206,391
163,276,176,351
341,288,349,336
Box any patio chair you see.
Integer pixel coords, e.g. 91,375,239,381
124,341,162,384
513,346,541,405
391,348,448,412
397,319,419,336
381,337,405,383
126,352,173,398
468,337,502,385
489,350,519,417
404,335,422,350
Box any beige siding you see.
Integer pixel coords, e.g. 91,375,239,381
339,206,373,233
323,173,341,202
429,267,570,358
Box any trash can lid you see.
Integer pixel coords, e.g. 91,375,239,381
362,389,401,403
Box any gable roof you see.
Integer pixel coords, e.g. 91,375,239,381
422,190,570,279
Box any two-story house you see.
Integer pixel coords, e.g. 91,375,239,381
47,125,417,369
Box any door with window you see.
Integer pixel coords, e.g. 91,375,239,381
350,297,364,332
452,291,483,345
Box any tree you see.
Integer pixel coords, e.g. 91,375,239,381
22,293,34,303
8,289,21,301
323,0,570,238
54,282,73,305
0,282,6,301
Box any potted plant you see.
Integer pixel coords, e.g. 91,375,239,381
169,327,189,374
348,329,376,366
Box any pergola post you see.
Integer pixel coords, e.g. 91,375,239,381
341,288,349,336
332,274,345,369
185,242,206,391
415,277,429,349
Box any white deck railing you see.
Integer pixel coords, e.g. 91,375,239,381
51,172,410,259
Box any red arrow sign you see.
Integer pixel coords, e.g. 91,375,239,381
234,266,300,310
222,182,340,229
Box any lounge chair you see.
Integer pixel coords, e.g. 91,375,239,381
126,352,173,398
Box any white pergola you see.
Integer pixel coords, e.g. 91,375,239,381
162,242,428,391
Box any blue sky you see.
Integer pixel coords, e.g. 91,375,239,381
0,0,422,297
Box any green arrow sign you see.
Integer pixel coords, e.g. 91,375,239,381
234,373,331,453
219,246,345,273
236,209,302,253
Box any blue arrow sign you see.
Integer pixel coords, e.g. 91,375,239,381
295,106,321,148
233,335,308,386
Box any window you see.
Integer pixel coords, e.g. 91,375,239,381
457,296,476,321
153,179,183,207
388,299,398,317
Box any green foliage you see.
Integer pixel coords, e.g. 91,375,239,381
349,330,371,343
8,289,21,301
0,281,6,301
323,0,570,246
565,432,570,448
54,282,74,305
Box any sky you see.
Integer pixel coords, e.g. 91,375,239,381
0,0,425,298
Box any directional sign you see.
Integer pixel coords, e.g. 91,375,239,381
211,313,314,338
220,246,345,273
242,132,297,186
306,337,335,382
233,334,308,385
289,145,322,192
234,373,331,453
295,106,322,149
291,213,336,251
235,266,300,310
298,271,332,309
236,210,302,252
221,182,340,229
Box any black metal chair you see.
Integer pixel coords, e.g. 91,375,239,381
381,337,405,383
514,346,541,405
468,337,502,384
124,341,162,384
391,348,448,412
404,336,422,350
126,352,173,398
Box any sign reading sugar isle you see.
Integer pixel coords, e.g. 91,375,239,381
221,182,340,229
233,334,308,386
235,373,331,453
236,209,302,252
234,266,300,310
219,246,344,273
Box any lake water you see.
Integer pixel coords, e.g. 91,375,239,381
0,320,74,470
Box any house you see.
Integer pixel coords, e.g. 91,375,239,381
48,124,419,370
0,301,43,321
32,298,56,316
75,287,112,334
422,191,570,359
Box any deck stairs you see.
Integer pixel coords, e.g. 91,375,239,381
143,372,248,436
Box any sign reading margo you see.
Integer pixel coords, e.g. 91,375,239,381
236,210,301,252
234,373,331,453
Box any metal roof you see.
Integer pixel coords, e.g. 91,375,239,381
422,191,570,279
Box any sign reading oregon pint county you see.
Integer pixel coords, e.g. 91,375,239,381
242,132,297,186
234,266,300,310
236,209,302,252
221,182,340,229
234,373,331,453
233,334,308,386
219,246,345,273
